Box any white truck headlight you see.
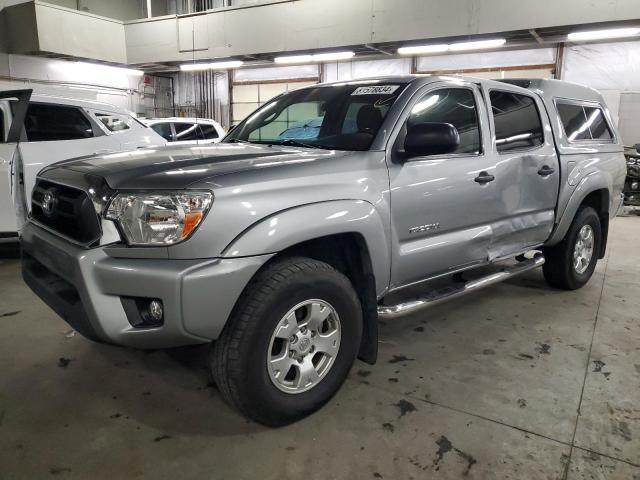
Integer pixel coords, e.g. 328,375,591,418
106,192,212,246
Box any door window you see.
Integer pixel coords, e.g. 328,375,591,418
173,122,204,141
150,122,173,141
489,91,544,152
557,102,613,142
24,103,94,142
400,88,481,155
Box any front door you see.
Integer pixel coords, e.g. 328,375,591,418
387,81,500,289
0,89,31,236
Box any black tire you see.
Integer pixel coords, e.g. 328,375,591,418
211,256,362,426
542,206,602,290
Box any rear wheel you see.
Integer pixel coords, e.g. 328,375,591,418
543,206,602,290
211,257,362,426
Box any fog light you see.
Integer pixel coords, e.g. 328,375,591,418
149,300,164,322
632,181,639,191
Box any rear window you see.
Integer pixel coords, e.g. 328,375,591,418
24,103,94,142
489,91,544,153
556,102,613,142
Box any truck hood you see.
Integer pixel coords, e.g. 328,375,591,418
45,143,350,189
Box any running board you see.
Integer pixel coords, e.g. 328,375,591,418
377,253,545,319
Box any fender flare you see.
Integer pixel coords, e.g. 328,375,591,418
547,171,610,246
221,199,391,297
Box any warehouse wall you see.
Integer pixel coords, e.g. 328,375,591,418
124,0,640,64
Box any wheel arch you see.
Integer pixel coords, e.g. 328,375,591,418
548,173,611,258
222,200,389,365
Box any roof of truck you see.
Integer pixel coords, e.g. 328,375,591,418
314,76,605,105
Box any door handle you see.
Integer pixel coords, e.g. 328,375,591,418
537,165,555,176
474,171,495,184
93,149,114,155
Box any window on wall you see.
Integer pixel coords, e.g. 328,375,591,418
24,104,94,142
399,88,481,155
556,102,613,142
489,91,544,152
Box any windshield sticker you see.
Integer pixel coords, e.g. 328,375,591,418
351,85,400,96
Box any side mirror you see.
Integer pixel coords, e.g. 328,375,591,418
404,122,460,157
635,143,640,154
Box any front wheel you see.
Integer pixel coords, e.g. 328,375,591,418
211,257,362,426
542,206,602,290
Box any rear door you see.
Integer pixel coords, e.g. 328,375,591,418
485,85,560,255
0,90,31,236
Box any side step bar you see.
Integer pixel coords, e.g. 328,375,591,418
377,253,545,319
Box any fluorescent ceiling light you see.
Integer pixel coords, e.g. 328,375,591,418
398,44,449,55
312,51,355,62
448,38,506,51
397,39,506,55
274,55,313,64
180,60,244,71
567,27,640,41
275,51,355,64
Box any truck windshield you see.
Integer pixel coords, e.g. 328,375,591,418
224,83,407,151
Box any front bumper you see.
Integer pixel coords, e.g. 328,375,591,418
21,222,272,349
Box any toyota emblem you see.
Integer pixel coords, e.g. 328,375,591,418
41,190,56,217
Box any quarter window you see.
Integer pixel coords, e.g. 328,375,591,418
490,91,544,153
24,104,94,142
556,102,613,142
402,88,481,155
151,122,173,141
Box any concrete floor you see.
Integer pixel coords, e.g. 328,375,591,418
1,214,639,480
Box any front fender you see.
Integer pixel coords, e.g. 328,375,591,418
546,171,610,246
222,200,390,297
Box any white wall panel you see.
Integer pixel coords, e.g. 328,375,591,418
416,48,556,72
234,64,319,82
35,2,127,63
324,58,412,82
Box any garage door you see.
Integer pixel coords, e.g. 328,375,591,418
231,80,318,125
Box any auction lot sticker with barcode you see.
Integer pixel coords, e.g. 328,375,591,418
351,85,400,95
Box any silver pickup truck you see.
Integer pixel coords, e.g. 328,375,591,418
20,76,626,426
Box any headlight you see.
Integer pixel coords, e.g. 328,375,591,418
106,191,212,246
